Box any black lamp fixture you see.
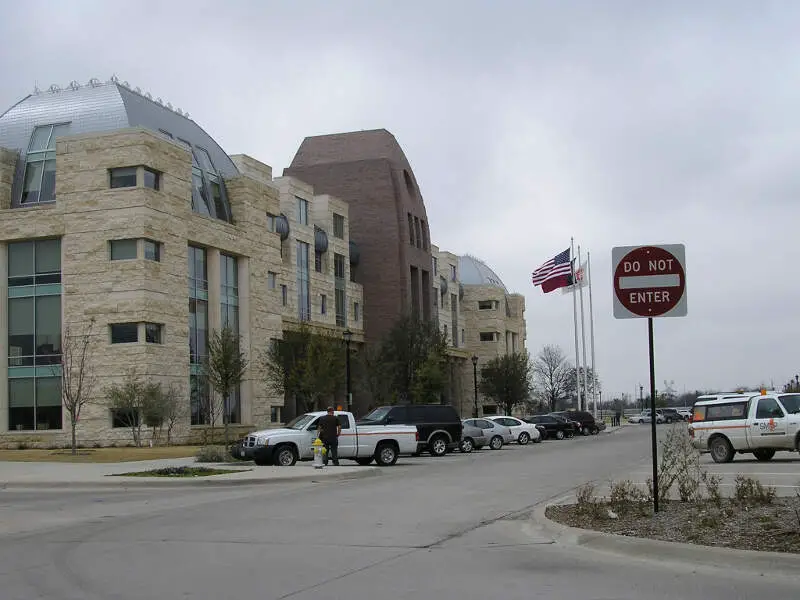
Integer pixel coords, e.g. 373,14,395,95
343,329,353,412
471,355,479,418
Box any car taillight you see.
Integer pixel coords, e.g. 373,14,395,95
415,431,419,441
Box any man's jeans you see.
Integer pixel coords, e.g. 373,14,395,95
323,440,339,466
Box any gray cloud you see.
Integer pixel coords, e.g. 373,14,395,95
2,0,799,397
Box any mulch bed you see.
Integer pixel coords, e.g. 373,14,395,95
546,499,800,554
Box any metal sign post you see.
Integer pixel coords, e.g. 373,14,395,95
612,244,687,513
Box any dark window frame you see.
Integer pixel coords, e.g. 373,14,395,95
110,323,139,344
109,167,138,189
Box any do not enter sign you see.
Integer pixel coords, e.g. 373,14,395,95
612,244,687,319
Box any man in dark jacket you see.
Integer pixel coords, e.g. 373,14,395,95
317,407,341,466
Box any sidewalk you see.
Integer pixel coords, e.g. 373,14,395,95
0,457,381,489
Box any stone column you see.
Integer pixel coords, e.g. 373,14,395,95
237,256,253,424
0,243,7,433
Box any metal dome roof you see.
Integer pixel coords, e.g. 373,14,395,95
457,255,508,292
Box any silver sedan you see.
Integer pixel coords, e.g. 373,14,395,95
462,418,514,450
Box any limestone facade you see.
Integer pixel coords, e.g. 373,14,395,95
0,129,362,448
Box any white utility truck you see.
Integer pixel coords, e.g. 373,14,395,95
237,410,419,467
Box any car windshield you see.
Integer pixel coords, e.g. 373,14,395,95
286,414,316,430
778,394,800,414
361,407,391,422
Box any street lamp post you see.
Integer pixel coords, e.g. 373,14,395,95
639,385,644,411
471,355,479,418
343,329,353,413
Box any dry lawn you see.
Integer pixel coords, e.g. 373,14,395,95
0,446,201,463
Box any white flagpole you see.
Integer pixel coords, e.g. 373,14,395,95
588,251,598,419
570,238,581,411
578,245,589,411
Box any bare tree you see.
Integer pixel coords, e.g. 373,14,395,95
531,345,573,412
161,383,184,445
56,319,98,454
205,326,248,447
107,372,146,447
479,351,533,415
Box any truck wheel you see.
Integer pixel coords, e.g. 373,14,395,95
517,432,530,445
753,449,775,462
555,430,565,440
375,443,398,466
459,437,474,453
274,445,298,467
355,457,374,466
709,436,734,463
429,435,448,457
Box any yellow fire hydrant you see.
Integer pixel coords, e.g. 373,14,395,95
312,438,326,469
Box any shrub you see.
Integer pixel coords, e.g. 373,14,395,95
196,445,230,463
609,479,649,514
657,425,701,502
734,475,776,505
575,482,602,518
701,471,723,506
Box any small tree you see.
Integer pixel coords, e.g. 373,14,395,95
411,352,446,404
531,345,573,412
263,323,345,414
205,326,248,448
107,373,146,447
479,351,533,415
161,383,184,445
56,319,98,454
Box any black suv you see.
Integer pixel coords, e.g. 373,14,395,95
551,410,600,435
358,405,463,457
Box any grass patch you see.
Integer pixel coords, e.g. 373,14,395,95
110,466,248,478
0,446,201,463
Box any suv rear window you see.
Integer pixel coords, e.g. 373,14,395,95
695,401,749,422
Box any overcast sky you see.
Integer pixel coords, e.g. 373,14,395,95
2,0,798,400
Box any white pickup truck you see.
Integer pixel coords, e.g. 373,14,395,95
236,410,419,467
690,392,800,463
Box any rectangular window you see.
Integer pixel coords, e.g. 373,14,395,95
354,301,360,321
315,250,323,273
190,372,210,426
266,213,276,232
111,408,140,429
461,329,465,345
450,264,457,281
420,220,428,250
110,323,139,344
188,246,209,367
334,253,347,327
407,213,415,245
321,294,327,315
335,288,346,327
21,123,68,205
268,271,277,289
270,406,282,423
8,239,61,287
480,332,495,342
296,197,309,225
333,213,345,238
414,217,422,249
143,168,160,190
188,245,208,295
221,254,239,335
110,167,138,189
143,239,161,262
296,241,310,321
450,293,458,348
189,297,208,365
145,323,163,344
478,300,494,310
9,295,61,367
334,253,346,279
110,239,138,261
281,284,288,306
432,257,438,276
8,376,62,431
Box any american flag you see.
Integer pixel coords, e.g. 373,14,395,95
531,248,572,293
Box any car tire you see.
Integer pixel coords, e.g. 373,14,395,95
581,427,590,436
709,436,735,464
555,430,565,440
460,437,474,453
489,435,503,450
428,435,448,457
517,432,530,445
375,442,398,466
274,445,298,467
753,448,775,462
590,426,599,435
355,457,374,466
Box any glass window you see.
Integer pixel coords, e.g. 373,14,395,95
756,398,783,419
296,241,310,321
110,167,137,189
450,264,457,281
414,217,422,249
432,257,438,275
480,332,494,342
143,240,160,262
407,213,414,244
9,376,62,431
315,250,323,273
188,246,208,295
321,294,327,315
354,302,360,321
281,285,288,306
209,180,226,219
143,168,160,190
112,408,140,428
333,214,345,238
778,394,800,415
266,213,276,232
334,253,346,279
335,288,346,327
221,254,238,298
110,239,138,260
191,169,210,215
268,272,277,289
296,197,309,225
478,300,493,310
189,298,208,365
195,147,215,172
145,323,163,344
21,124,68,205
190,372,210,425
420,220,428,249
35,295,61,363
8,298,34,365
110,323,138,344
9,239,61,286
270,406,282,423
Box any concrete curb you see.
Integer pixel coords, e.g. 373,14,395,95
0,466,382,490
529,502,800,575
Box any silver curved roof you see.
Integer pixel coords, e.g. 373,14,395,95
458,255,508,292
0,80,238,177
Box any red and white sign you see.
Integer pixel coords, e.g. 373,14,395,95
612,244,687,319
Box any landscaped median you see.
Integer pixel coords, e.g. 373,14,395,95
538,425,800,566
0,446,201,463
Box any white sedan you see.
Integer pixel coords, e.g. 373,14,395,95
485,416,541,445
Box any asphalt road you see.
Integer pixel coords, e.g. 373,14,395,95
1,427,798,600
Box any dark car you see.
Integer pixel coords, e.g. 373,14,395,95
551,410,599,435
524,415,575,440
358,404,463,457
660,408,683,423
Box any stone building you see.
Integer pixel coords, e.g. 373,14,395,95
0,79,362,447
